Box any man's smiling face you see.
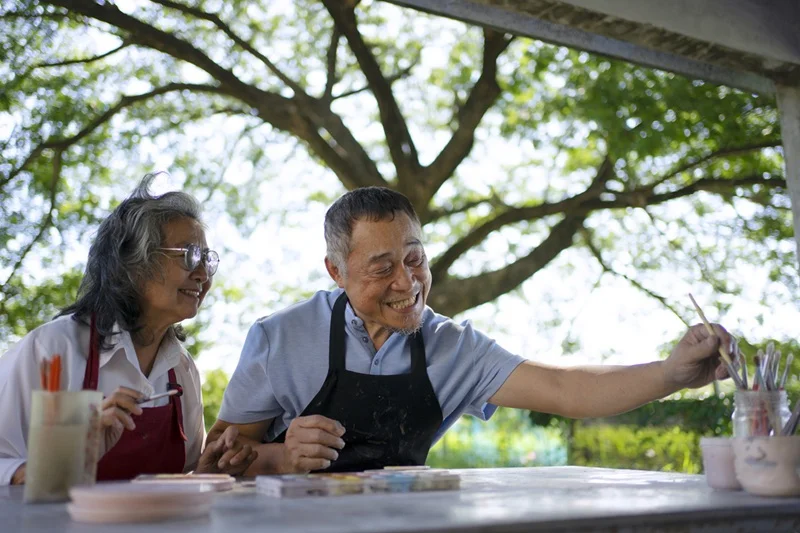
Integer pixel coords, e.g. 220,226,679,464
326,211,431,347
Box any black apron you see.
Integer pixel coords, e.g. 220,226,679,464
274,292,443,472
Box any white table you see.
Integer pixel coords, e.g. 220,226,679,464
4,467,800,532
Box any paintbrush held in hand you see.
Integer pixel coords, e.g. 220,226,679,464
687,294,744,389
136,388,182,405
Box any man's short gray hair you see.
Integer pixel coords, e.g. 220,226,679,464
324,187,420,276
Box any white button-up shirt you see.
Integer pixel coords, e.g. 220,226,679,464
0,314,204,485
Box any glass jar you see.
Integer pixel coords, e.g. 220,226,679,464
732,390,791,437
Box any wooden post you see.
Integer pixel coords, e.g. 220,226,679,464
776,85,800,275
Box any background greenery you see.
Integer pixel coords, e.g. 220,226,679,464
2,0,798,473
197,338,800,472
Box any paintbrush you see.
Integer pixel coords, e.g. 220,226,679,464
781,398,800,436
779,354,794,389
738,342,749,390
136,389,181,405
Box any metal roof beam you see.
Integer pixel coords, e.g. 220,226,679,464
388,0,776,94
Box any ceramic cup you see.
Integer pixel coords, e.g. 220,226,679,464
24,390,103,503
700,437,741,490
732,435,800,497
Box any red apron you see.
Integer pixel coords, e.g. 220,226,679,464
82,316,187,481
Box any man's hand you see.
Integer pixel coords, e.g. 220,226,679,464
282,415,345,473
663,323,734,390
11,463,25,485
196,426,257,476
99,387,143,456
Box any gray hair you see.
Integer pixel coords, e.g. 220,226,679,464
324,187,420,276
59,173,202,348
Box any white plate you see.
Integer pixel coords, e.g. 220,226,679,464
70,482,216,507
67,501,211,523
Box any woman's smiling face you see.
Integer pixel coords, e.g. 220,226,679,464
140,217,213,331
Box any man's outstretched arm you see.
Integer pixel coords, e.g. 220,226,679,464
489,323,733,418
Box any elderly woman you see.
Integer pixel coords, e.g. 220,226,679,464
0,174,256,485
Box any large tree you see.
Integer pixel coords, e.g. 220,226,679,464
1,0,794,348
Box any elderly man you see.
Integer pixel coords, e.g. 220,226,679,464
208,187,733,474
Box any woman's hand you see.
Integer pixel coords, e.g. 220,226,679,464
196,426,257,476
11,463,25,485
99,387,143,456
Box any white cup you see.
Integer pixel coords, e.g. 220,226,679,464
700,437,741,490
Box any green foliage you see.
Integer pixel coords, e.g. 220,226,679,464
0,269,83,344
1,0,793,329
428,407,566,468
570,425,703,473
599,396,734,435
737,338,800,386
201,368,230,432
529,395,735,436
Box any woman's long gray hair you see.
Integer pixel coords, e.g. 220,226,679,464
59,173,202,349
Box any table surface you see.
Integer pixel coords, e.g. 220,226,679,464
4,466,800,533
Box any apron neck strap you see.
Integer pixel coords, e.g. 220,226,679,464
82,313,101,390
329,292,349,371
409,330,425,375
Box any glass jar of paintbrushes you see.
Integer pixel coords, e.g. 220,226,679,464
24,355,103,503
731,342,794,437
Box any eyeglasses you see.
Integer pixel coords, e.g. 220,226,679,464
158,244,219,276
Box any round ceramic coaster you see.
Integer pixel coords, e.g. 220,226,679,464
70,482,216,507
132,474,235,491
67,501,212,523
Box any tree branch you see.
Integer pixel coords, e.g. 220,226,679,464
332,60,417,101
428,214,587,316
142,0,385,188
38,0,385,190
430,157,612,280
1,150,62,291
586,174,787,210
580,228,689,326
323,27,341,102
322,0,420,184
41,0,255,96
422,30,512,208
426,170,783,287
0,10,68,21
298,116,387,190
647,140,783,192
426,196,507,223
1,83,225,190
147,0,306,95
31,41,130,70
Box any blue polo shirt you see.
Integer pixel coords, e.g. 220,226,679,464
219,289,526,443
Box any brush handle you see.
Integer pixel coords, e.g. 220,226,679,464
781,398,800,436
136,389,178,404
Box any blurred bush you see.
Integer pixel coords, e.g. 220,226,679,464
428,407,566,468
201,368,230,432
199,365,800,471
570,425,702,473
